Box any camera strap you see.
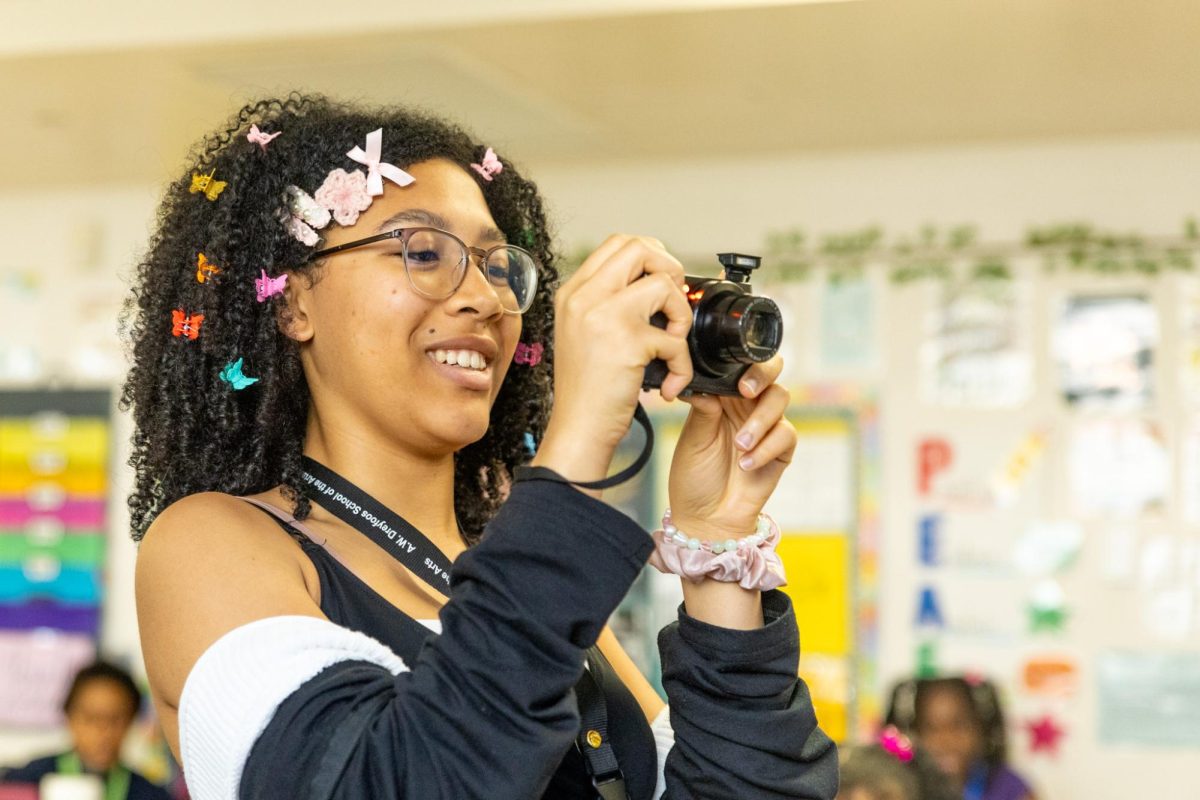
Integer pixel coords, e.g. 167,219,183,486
513,403,654,490
298,456,630,799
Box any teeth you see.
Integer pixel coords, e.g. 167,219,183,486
431,349,488,371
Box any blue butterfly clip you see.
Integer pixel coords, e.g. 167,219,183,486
220,358,260,390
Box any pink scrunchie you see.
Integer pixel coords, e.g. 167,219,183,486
647,514,787,591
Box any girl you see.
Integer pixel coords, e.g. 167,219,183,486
886,678,1034,800
123,95,838,799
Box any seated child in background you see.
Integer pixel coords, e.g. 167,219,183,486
1,661,171,800
838,726,958,800
886,676,1036,800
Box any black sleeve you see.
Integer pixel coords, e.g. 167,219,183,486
240,479,653,800
658,590,840,800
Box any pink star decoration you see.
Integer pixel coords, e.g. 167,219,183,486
1026,713,1066,756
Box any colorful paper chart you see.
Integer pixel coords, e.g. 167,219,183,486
0,390,110,728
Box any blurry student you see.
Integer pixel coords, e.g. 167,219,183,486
2,661,170,800
838,726,958,800
886,677,1035,800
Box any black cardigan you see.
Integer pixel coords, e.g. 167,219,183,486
240,479,837,799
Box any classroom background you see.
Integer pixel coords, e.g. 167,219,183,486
2,1,1199,798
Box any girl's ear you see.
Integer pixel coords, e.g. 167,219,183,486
277,270,315,342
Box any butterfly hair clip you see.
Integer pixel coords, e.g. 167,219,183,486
190,170,228,201
256,270,288,302
514,342,543,366
171,309,204,340
219,358,260,390
470,147,503,182
196,253,222,284
247,124,281,151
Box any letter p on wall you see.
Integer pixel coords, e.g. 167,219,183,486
917,437,953,496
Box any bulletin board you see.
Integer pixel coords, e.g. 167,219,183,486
0,390,110,728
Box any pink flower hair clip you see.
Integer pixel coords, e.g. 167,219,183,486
879,725,915,763
247,124,281,151
315,169,372,226
514,342,543,366
471,147,503,182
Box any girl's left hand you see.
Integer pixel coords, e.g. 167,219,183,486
666,355,795,541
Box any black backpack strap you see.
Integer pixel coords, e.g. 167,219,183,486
575,647,629,800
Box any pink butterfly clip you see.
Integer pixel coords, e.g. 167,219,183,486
514,342,543,366
470,147,503,182
256,270,288,302
247,124,282,151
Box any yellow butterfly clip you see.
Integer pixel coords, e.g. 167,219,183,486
196,253,222,283
190,170,228,201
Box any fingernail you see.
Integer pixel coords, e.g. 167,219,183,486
741,378,759,396
735,432,753,450
738,455,754,470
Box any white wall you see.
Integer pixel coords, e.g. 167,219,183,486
2,135,1198,793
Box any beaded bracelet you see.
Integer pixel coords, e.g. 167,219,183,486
647,508,787,591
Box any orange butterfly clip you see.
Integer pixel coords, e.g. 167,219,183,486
172,309,204,340
196,253,222,283
190,170,227,201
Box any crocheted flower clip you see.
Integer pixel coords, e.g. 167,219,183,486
315,169,372,226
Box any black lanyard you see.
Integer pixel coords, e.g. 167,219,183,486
299,456,454,597
299,454,634,800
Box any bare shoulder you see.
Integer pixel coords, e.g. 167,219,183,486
136,492,324,711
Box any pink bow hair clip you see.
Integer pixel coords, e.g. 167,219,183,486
247,124,282,151
256,270,288,302
514,342,543,366
471,147,503,182
879,726,915,763
347,128,415,196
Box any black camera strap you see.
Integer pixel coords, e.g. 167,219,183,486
513,403,654,490
298,456,630,800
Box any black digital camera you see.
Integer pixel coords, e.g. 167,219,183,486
643,252,783,396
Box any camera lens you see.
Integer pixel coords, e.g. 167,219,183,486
692,289,782,374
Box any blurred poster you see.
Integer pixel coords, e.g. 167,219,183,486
1054,294,1157,409
0,390,110,727
766,415,855,531
819,277,876,371
1067,418,1168,518
921,278,1032,407
1098,651,1200,746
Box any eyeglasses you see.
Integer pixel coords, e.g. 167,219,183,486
311,227,540,315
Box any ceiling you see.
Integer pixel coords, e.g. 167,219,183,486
3,0,1199,189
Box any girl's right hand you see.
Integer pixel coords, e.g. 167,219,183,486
532,235,694,491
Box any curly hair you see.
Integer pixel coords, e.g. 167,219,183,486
120,94,558,544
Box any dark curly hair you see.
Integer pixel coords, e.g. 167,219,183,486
120,94,558,543
63,660,142,718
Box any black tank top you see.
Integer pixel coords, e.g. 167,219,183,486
246,501,659,800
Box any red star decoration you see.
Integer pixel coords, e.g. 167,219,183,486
1026,714,1066,756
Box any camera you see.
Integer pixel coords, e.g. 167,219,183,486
643,252,783,397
